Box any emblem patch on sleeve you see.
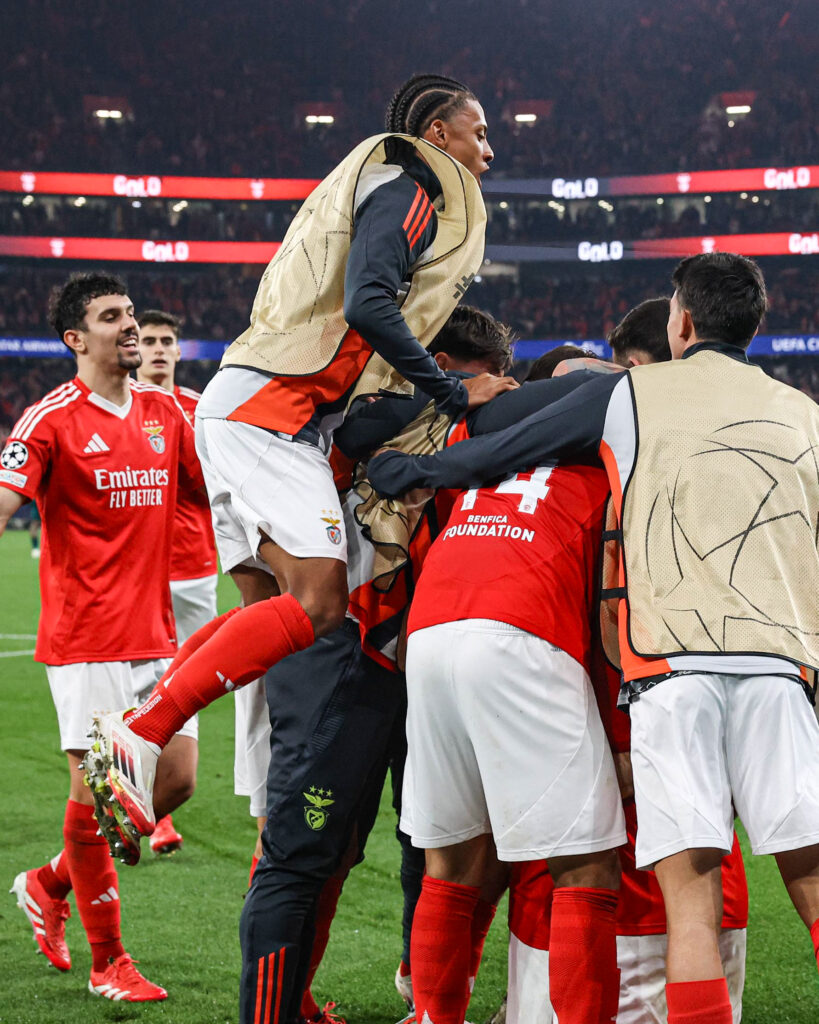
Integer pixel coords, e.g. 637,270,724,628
1,441,28,470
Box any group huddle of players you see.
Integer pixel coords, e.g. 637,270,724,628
2,71,819,1024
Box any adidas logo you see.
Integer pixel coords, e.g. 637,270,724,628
83,433,110,454
217,670,235,692
91,886,119,905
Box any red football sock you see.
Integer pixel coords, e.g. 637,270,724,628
126,594,314,748
249,854,260,886
411,876,480,1024
550,887,619,1024
301,873,345,1014
35,849,72,901
301,988,321,1020
468,898,496,991
63,800,124,972
163,605,242,681
666,978,733,1023
810,918,819,972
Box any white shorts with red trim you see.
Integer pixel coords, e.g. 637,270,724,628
195,417,346,570
504,929,746,1024
170,574,218,643
233,677,272,818
630,672,819,869
402,619,626,860
46,658,198,751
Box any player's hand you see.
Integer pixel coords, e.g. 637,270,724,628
463,372,519,410
552,358,625,377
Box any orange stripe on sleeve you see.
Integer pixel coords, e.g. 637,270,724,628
402,184,424,231
408,202,434,250
406,195,431,243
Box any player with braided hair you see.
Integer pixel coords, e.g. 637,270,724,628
83,74,514,1023
385,73,476,135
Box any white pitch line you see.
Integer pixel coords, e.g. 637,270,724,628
0,649,35,658
0,634,36,639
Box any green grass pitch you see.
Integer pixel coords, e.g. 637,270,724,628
0,528,816,1023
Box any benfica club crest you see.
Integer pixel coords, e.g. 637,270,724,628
320,510,342,546
143,422,166,454
303,787,334,831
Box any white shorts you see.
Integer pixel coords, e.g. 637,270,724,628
195,417,346,570
46,659,198,751
402,620,626,860
505,929,745,1024
615,930,746,1024
170,574,218,643
233,678,272,818
631,672,819,869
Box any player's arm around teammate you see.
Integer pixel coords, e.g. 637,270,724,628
85,74,516,870
371,253,819,1024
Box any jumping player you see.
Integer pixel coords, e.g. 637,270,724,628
1,273,204,1002
136,308,217,854
86,73,516,862
237,306,515,1024
369,252,819,1024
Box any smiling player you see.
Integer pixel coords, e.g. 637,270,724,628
1,273,204,1002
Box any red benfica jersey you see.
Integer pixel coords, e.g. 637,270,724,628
0,378,203,664
408,461,610,671
171,386,217,581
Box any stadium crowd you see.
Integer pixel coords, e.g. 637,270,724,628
1,190,815,244
3,0,816,178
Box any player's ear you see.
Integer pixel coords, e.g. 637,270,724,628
434,351,451,370
423,118,447,149
63,329,86,356
680,308,695,343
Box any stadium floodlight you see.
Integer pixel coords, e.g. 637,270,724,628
172,200,188,213
22,195,34,206
514,113,537,123
725,105,751,115
74,196,86,207
93,109,123,119
305,115,334,124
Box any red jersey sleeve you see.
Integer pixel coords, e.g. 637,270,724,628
176,404,204,492
1,406,56,501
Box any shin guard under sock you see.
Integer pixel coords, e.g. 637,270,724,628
63,801,124,971
550,886,619,1024
126,594,314,748
666,978,733,1023
811,918,819,973
411,876,480,1024
35,849,72,901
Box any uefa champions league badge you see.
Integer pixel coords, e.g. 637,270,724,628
320,510,343,545
303,786,334,831
1,440,29,469
142,421,166,454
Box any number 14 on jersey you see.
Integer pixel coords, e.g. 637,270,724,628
460,467,554,515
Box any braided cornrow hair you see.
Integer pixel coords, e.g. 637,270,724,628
385,73,476,136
